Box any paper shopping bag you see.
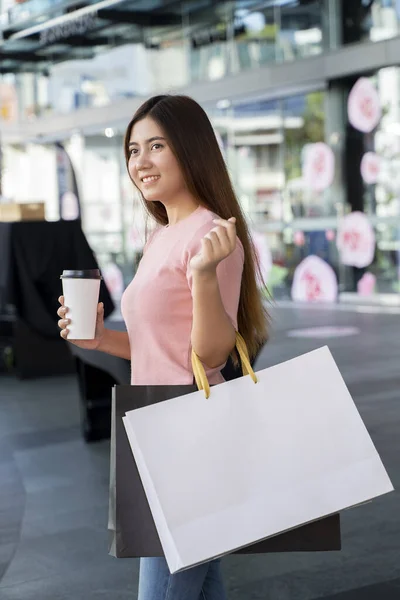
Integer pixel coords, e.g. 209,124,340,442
108,383,196,558
122,342,393,574
109,382,341,558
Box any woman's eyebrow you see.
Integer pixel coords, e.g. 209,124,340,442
128,136,166,147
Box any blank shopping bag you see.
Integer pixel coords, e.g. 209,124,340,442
108,383,340,559
123,344,394,574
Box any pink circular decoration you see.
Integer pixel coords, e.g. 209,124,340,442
357,272,376,296
360,152,381,184
325,229,335,242
302,143,335,192
293,231,305,246
348,78,381,133
336,212,375,268
291,255,338,303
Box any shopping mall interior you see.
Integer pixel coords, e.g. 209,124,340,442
1,0,400,304
0,1,399,599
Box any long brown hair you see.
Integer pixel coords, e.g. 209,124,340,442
124,95,269,359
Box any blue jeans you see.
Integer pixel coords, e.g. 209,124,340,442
138,557,227,600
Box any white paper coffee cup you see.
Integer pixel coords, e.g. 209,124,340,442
60,269,102,339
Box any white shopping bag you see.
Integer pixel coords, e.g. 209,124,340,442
123,344,393,574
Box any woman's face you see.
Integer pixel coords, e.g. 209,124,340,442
128,116,187,203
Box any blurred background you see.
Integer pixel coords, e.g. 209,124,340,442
1,0,400,304
0,2,399,599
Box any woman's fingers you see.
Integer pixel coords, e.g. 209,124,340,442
58,318,70,329
200,236,214,258
204,230,218,252
205,224,234,257
212,218,237,247
193,217,237,271
60,328,69,339
58,296,69,339
57,306,68,318
214,225,231,249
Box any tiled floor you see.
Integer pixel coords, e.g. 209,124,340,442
1,305,399,599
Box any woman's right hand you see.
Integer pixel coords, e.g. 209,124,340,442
57,295,105,350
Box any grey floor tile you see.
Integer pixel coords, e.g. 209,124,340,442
0,306,399,599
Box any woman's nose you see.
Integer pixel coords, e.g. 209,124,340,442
135,153,152,170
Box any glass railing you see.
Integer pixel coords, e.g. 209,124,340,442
1,0,67,28
342,0,400,45
4,0,400,122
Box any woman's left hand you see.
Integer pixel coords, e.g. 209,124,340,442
190,217,237,274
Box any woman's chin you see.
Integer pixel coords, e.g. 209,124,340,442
141,189,160,202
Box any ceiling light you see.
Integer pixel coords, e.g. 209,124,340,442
216,99,231,110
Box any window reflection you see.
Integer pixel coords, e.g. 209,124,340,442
342,0,400,45
188,2,233,82
210,89,332,300
233,4,277,70
345,67,400,294
227,99,284,223
283,92,328,220
278,0,324,61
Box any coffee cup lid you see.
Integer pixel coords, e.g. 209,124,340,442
60,269,102,279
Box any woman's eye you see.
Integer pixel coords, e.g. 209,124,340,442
129,148,138,156
151,143,163,151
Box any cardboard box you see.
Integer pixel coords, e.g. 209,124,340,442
0,202,46,222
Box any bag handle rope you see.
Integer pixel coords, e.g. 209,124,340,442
191,332,258,399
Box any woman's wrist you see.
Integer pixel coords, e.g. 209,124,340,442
96,328,131,360
96,328,109,352
192,268,218,285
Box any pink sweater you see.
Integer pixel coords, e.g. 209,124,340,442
121,205,244,385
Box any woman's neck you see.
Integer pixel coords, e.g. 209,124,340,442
164,199,201,227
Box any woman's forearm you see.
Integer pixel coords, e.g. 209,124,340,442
97,329,131,360
191,270,236,368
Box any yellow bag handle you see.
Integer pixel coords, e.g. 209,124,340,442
191,332,258,399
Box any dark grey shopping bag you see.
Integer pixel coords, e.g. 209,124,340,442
108,384,341,559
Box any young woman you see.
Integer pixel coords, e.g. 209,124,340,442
58,94,268,599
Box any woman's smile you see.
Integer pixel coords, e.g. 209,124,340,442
141,175,161,186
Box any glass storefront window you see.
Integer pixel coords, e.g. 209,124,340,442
327,66,400,299
223,98,284,224
283,91,331,221
343,66,400,295
210,89,335,301
277,0,324,61
46,45,147,116
0,74,18,122
1,0,65,29
187,2,233,83
2,0,335,115
341,0,400,45
232,3,278,71
369,223,400,294
143,19,191,91
230,0,325,72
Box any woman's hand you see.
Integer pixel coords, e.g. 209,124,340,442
57,295,105,350
190,217,237,274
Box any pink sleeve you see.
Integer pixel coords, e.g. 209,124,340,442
185,223,244,329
